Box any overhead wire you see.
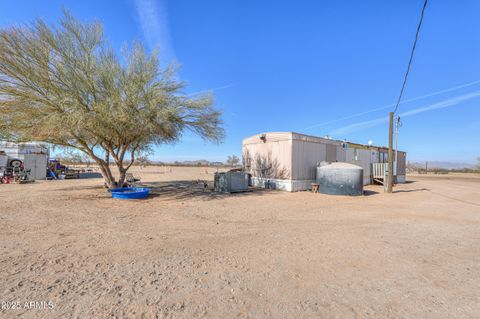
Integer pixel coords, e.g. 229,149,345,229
393,0,429,114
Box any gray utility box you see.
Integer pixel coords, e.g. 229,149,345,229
214,172,249,193
22,154,48,180
0,155,8,168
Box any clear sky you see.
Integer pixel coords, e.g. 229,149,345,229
1,1,479,163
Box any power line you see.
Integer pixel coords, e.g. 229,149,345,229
387,0,429,193
301,79,480,131
186,83,236,97
393,0,428,114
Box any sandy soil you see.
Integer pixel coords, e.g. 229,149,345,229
1,166,479,318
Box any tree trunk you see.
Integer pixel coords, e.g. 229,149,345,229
117,166,127,188
96,160,116,188
97,161,130,189
94,148,135,189
99,151,115,187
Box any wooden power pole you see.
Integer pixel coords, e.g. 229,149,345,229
385,0,428,192
387,112,394,193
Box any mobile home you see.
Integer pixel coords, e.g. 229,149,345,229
242,132,406,192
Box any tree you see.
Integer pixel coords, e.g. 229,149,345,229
477,157,480,172
0,12,223,188
136,155,151,167
60,149,92,166
61,150,84,165
226,155,240,167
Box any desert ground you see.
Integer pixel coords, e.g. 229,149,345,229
1,166,479,318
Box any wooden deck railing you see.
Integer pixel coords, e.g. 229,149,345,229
372,163,387,184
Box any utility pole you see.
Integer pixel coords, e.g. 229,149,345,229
387,112,394,193
386,0,427,193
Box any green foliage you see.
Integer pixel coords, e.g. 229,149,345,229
60,149,91,165
0,11,223,187
135,155,151,166
226,155,240,167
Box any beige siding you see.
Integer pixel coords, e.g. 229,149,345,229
291,132,339,145
326,144,337,162
243,132,292,145
290,133,343,180
291,141,326,180
242,133,292,179
336,147,346,162
242,132,407,184
346,148,374,185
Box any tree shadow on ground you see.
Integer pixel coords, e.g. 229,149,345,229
363,190,379,196
79,172,103,179
58,184,106,191
394,188,430,193
138,180,278,202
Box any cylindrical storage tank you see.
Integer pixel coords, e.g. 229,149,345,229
316,162,363,196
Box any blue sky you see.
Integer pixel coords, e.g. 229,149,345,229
1,1,479,163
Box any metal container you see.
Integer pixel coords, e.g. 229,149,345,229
316,162,363,196
22,154,48,180
214,172,249,193
0,155,8,168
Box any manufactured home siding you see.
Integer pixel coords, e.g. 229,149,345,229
242,133,293,179
290,133,343,180
242,132,407,190
291,141,326,180
326,144,337,163
346,148,373,185
336,147,346,162
243,132,292,145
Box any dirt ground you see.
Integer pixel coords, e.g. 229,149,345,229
1,166,479,318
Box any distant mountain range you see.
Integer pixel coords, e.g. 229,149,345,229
409,161,476,169
151,159,226,166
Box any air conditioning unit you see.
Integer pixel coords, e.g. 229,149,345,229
214,172,249,193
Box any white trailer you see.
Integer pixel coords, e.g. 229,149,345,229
0,141,49,180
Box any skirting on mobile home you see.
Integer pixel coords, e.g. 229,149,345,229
242,132,406,192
